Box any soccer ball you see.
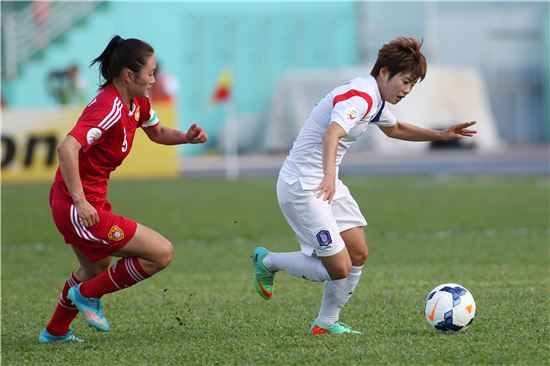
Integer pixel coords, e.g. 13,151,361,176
424,283,476,332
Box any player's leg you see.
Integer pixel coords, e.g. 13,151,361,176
253,179,347,299
252,246,343,300
68,224,172,331
76,223,172,298
316,227,367,331
40,251,111,343
314,188,368,333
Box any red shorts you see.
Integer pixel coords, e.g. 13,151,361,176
50,186,138,262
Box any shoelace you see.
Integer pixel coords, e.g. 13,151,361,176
259,273,274,285
88,298,105,317
66,332,83,342
334,321,352,331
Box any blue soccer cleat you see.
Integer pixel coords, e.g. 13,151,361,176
67,284,110,332
39,328,83,343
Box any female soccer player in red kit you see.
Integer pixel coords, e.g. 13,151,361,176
39,35,208,343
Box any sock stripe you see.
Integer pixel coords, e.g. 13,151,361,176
60,272,81,304
58,301,77,310
67,273,79,288
125,258,145,282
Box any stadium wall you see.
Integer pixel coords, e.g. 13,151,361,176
2,2,359,156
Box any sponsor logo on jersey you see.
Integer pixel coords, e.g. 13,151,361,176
108,225,125,241
344,107,359,121
316,230,332,247
86,127,102,145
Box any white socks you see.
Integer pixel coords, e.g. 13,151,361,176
263,252,363,327
316,265,363,327
263,252,331,282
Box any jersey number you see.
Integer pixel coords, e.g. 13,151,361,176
121,127,128,152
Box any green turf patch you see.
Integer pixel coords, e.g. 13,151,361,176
2,177,549,365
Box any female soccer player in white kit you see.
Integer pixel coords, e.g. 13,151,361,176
252,37,477,334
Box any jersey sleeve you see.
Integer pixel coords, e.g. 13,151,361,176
371,106,397,128
330,89,373,133
68,96,123,152
137,96,160,128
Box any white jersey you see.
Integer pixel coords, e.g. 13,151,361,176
279,75,397,189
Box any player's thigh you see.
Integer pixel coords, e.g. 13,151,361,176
277,178,345,257
332,190,368,266
112,223,173,262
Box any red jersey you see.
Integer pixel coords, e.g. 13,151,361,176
52,84,159,203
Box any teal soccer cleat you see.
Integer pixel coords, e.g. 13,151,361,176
68,284,110,332
39,328,83,343
252,246,275,300
309,319,362,335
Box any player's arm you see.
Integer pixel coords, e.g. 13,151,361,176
57,135,99,227
143,122,208,145
315,122,347,204
379,121,477,141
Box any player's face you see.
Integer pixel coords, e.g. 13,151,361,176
131,55,156,97
379,69,417,104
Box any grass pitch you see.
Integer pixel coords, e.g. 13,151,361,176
2,176,549,365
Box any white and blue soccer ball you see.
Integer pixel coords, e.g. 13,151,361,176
424,283,476,332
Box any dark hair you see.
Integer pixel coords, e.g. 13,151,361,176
90,35,154,88
370,37,427,82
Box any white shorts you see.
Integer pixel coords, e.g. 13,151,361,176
276,177,367,257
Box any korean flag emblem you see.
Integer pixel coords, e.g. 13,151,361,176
316,230,332,247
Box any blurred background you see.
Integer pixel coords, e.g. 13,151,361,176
1,1,549,181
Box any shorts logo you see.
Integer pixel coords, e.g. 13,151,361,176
86,127,102,145
108,225,125,241
316,230,332,247
345,107,359,121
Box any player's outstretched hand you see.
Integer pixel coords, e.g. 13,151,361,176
186,123,208,144
444,121,477,139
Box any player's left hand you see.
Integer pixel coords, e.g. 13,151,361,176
444,121,477,139
186,123,208,144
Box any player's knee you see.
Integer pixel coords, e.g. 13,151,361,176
351,246,368,266
154,239,174,270
328,263,351,280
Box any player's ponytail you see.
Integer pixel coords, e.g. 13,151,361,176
90,35,154,88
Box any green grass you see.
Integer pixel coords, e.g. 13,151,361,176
2,176,549,365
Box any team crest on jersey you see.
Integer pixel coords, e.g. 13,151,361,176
134,105,140,122
344,107,359,121
86,127,102,145
316,230,332,247
108,225,125,241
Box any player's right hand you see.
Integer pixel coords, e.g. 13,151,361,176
75,199,99,227
315,175,336,204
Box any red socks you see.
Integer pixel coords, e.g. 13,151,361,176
46,272,81,336
45,258,150,336
80,257,151,299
